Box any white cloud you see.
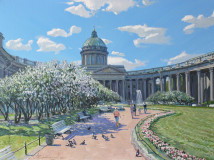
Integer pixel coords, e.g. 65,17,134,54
73,60,81,65
66,1,74,5
47,26,81,37
142,0,155,6
111,51,125,57
108,56,146,70
102,38,112,45
65,0,136,17
118,24,170,47
37,37,66,54
182,11,214,34
65,4,92,18
164,51,203,65
6,38,33,51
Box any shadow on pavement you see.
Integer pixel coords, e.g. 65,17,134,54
65,114,127,140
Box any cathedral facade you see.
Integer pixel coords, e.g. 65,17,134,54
1,30,214,104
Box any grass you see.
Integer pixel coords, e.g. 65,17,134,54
148,105,214,160
0,107,99,159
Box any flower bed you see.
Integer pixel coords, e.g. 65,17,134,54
141,111,206,160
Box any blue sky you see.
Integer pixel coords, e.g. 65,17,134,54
0,0,214,71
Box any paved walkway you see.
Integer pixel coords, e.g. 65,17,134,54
29,108,160,160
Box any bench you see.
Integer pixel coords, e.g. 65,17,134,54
116,106,125,111
209,104,214,108
99,106,111,112
83,110,92,119
77,112,90,122
52,120,72,139
0,146,16,160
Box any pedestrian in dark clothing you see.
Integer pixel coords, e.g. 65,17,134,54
143,103,147,114
133,104,137,116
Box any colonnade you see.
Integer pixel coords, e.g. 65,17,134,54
125,68,214,104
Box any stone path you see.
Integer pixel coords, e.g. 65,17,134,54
29,108,161,160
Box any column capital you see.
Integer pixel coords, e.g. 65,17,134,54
197,70,201,74
210,67,213,72
185,71,190,74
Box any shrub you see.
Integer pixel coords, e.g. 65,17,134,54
146,91,194,105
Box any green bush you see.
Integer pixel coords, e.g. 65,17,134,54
146,91,194,105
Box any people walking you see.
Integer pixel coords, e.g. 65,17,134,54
133,104,137,116
113,108,120,127
143,102,147,114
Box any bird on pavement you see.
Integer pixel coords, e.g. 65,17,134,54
110,134,115,138
80,140,86,145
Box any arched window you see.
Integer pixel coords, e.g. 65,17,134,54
87,55,90,65
91,55,96,65
97,55,100,64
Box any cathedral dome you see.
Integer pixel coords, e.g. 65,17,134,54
82,29,106,48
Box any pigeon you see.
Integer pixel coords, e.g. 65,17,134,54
73,139,77,145
92,133,97,139
136,149,140,157
67,140,75,148
87,127,91,130
110,134,115,138
80,140,85,145
102,134,109,141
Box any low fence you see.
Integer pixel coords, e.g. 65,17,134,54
7,133,43,158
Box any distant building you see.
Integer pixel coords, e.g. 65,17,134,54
0,32,36,78
81,29,214,104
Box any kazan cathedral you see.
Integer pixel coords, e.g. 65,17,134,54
1,30,214,104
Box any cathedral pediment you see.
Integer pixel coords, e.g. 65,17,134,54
93,65,126,74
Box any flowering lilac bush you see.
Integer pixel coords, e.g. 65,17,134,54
0,61,120,123
141,112,206,160
146,91,194,105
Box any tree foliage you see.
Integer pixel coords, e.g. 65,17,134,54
0,61,120,123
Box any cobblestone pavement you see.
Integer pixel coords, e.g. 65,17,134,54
29,108,161,160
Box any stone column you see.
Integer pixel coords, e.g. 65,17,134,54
110,80,112,90
104,80,106,87
130,79,133,101
185,71,190,95
210,68,214,100
143,78,147,100
136,78,138,91
201,73,204,103
176,73,180,91
123,80,125,101
168,75,172,91
152,77,155,94
197,70,201,105
164,77,167,91
160,76,163,92
0,68,3,78
116,80,119,93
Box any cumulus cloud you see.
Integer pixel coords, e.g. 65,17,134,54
65,4,92,18
73,60,81,65
142,0,156,6
164,51,203,65
111,51,125,56
102,38,112,45
6,38,33,51
37,37,66,54
182,11,214,34
65,0,139,17
47,25,81,37
118,24,170,47
108,56,146,70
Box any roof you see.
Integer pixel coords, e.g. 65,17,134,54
82,30,106,48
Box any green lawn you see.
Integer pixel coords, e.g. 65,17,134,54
0,107,99,159
149,105,214,160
